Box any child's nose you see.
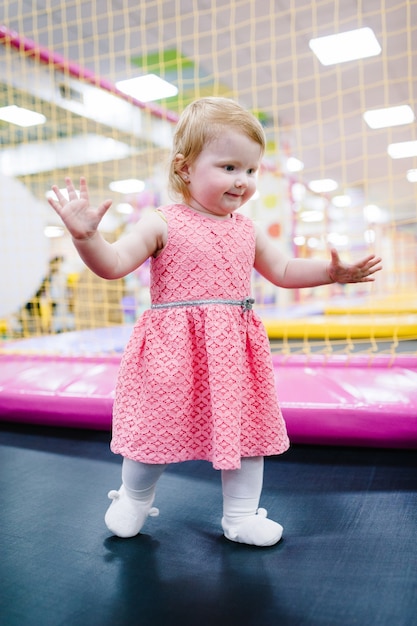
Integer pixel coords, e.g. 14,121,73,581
235,174,248,188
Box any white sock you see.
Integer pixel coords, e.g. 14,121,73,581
122,458,167,504
222,456,264,525
221,457,283,546
104,459,167,538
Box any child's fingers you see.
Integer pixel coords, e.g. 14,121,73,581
47,191,64,213
78,177,89,199
65,177,80,200
365,257,382,272
50,184,65,203
362,254,382,267
96,199,113,220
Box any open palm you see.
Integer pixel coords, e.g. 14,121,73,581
328,248,382,283
48,176,112,241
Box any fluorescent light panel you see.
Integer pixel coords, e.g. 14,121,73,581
363,204,387,224
308,179,338,193
44,226,65,238
286,157,304,172
0,105,46,127
116,203,134,214
116,74,178,102
309,27,381,66
406,169,417,182
109,179,145,194
300,210,324,223
294,236,306,246
387,140,417,159
328,233,349,246
332,195,351,208
364,105,415,129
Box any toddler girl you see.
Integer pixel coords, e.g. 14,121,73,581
49,97,381,547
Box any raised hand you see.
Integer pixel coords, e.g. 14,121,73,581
48,177,112,241
328,248,382,284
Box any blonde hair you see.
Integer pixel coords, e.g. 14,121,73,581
168,97,266,203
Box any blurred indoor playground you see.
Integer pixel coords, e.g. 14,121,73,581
0,0,416,448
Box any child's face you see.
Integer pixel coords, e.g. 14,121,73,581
184,129,262,219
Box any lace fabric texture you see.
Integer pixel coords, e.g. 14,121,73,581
111,204,289,470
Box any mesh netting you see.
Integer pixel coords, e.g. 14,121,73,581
0,1,416,356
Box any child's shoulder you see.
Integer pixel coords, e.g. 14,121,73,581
235,211,253,223
154,202,186,215
151,203,183,221
235,211,256,233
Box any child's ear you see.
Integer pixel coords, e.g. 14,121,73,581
174,153,190,181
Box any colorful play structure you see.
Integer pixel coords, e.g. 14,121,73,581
1,311,416,449
0,24,416,451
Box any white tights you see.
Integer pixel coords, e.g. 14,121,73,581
122,457,167,501
121,455,264,518
107,456,282,545
221,456,264,523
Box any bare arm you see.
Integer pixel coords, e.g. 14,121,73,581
254,227,382,288
48,177,167,279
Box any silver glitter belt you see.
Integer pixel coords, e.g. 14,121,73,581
151,296,255,312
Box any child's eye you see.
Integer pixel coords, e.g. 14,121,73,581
247,168,255,175
224,165,235,171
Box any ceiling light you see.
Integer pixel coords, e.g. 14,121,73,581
286,157,304,172
364,229,376,244
109,179,145,194
387,140,417,159
327,233,349,247
116,74,178,102
363,204,386,223
116,203,134,214
44,226,65,238
0,105,46,127
293,236,306,246
291,183,306,201
308,179,338,193
331,194,351,208
309,27,381,66
364,105,415,129
307,237,319,248
406,169,417,182
300,210,324,223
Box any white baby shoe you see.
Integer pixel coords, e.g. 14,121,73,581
104,485,159,538
222,508,283,547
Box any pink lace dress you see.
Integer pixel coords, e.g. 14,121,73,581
111,204,289,470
